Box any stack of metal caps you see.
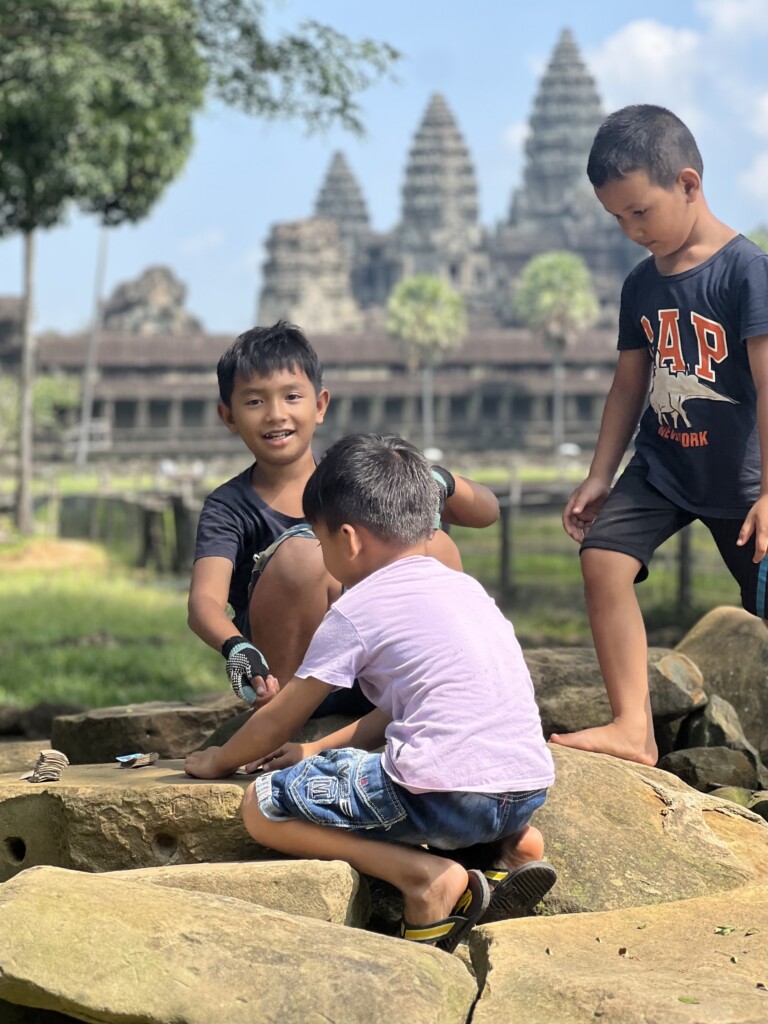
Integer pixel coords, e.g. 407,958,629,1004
21,749,70,783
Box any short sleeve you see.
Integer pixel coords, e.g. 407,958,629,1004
739,253,768,341
296,608,365,690
617,271,650,351
194,496,243,564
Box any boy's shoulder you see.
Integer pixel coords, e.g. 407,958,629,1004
623,234,767,291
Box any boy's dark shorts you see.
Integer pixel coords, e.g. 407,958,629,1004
580,462,768,618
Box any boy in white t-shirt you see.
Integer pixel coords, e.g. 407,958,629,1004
185,434,556,953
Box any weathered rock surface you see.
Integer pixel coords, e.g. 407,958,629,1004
0,867,476,1024
659,747,760,793
199,709,357,751
525,648,707,736
0,740,51,775
677,694,768,785
677,606,768,757
107,859,370,927
50,693,243,763
534,746,768,914
470,883,768,1024
0,761,255,883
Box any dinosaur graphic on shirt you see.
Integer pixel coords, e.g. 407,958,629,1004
650,363,737,429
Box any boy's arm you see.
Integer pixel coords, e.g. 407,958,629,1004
188,556,240,651
439,473,500,528
252,706,392,771
739,335,768,560
188,557,277,705
563,348,652,541
184,674,333,778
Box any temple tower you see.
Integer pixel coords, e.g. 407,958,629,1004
397,94,487,295
509,28,603,227
313,152,371,260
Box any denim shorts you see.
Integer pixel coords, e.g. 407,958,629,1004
254,747,548,850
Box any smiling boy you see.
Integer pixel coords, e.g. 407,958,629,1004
556,105,768,764
188,321,500,710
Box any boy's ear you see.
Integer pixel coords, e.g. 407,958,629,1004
218,402,240,435
315,388,330,424
679,168,702,202
339,522,363,558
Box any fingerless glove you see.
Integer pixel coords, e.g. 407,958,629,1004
221,636,270,707
431,465,456,529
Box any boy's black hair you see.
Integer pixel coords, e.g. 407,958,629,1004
303,433,439,545
587,104,703,189
216,321,323,406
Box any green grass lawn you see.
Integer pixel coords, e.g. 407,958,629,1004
0,543,221,709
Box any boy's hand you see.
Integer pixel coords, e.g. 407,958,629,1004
737,494,768,562
563,477,611,542
221,637,275,706
185,745,230,779
243,740,318,774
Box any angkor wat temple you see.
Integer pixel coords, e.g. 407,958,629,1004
0,30,638,460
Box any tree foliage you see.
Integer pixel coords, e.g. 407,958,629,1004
0,373,79,447
386,275,467,368
514,251,599,346
749,226,768,253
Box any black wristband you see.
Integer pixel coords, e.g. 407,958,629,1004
221,635,246,659
431,465,456,498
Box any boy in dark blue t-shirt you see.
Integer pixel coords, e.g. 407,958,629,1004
189,321,501,710
557,104,768,766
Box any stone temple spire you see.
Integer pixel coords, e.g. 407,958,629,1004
399,93,480,260
509,28,604,225
313,151,370,257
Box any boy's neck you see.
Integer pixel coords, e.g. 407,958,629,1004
349,537,429,588
249,449,316,512
655,209,737,276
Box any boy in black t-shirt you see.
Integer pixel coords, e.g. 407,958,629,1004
556,104,768,766
189,321,500,709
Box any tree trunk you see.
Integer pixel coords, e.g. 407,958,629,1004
551,341,565,455
16,229,36,535
421,363,435,451
75,226,109,467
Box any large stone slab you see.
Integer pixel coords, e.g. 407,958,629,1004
107,859,370,927
470,883,768,1024
50,693,243,764
0,761,256,883
533,746,768,914
525,647,707,736
0,867,476,1024
677,605,768,758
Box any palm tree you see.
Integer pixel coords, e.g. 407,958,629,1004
514,252,599,453
386,275,466,450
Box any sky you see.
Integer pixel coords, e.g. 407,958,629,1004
1,0,767,335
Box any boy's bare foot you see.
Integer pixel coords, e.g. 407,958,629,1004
401,862,490,951
549,722,658,766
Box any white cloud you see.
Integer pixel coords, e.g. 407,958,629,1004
738,150,768,202
502,120,529,153
697,0,768,35
589,20,704,129
179,228,224,257
241,245,265,273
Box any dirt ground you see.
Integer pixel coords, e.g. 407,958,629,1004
0,539,109,572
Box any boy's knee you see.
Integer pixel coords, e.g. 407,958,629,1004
257,535,328,596
426,529,463,571
581,547,640,591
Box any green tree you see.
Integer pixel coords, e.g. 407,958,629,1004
0,0,398,526
514,252,599,454
386,276,467,450
0,373,79,450
749,226,768,252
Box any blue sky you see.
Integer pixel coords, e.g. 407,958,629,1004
1,0,767,334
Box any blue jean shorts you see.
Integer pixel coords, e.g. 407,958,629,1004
254,747,548,850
